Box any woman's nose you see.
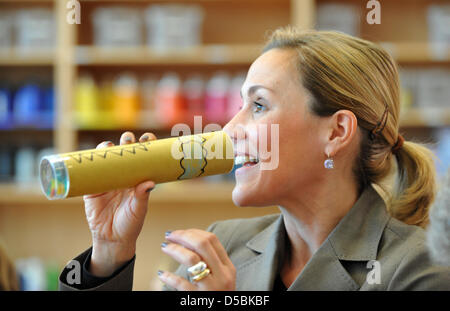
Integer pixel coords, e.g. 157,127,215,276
224,120,247,142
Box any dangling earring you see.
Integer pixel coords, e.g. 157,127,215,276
324,153,334,169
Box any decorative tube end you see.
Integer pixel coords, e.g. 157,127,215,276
39,155,70,200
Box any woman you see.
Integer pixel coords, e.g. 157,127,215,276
0,240,19,291
59,27,450,290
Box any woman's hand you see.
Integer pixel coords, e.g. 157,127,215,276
84,131,157,277
159,229,236,290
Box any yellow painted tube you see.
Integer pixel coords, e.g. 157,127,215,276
39,131,234,200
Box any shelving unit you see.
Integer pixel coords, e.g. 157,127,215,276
75,44,263,65
0,48,55,66
1,0,448,154
1,0,449,290
400,108,450,128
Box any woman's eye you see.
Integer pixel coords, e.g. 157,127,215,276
253,102,266,113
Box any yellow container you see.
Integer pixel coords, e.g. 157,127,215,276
39,131,234,200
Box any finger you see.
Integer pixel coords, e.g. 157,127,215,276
134,180,155,200
168,229,231,266
166,230,224,274
161,242,202,268
96,141,114,149
131,180,155,217
139,132,157,143
120,131,136,145
158,270,196,291
193,229,233,267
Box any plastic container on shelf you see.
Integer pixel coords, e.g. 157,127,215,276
14,8,55,51
138,75,159,128
0,11,13,48
111,73,140,128
15,257,47,291
227,73,246,122
97,77,117,129
14,147,36,185
415,69,450,109
13,83,41,127
316,3,360,37
0,87,13,129
0,144,14,181
204,72,231,124
74,75,100,129
427,5,450,60
39,86,54,129
435,129,450,176
140,75,158,112
92,7,143,47
183,74,205,127
398,69,418,111
154,72,185,127
144,4,204,50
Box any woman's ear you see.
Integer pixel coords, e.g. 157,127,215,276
324,110,358,157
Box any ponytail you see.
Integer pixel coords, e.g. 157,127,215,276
388,142,437,228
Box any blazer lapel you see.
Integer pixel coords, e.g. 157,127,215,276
288,240,360,290
289,185,390,291
235,216,285,291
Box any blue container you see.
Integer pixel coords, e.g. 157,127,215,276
39,86,54,129
0,88,13,129
0,145,13,181
13,84,41,127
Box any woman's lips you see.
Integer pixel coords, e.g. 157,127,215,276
235,161,259,176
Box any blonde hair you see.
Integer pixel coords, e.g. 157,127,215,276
264,27,436,228
0,240,19,290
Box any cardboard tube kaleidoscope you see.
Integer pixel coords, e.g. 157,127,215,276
39,131,234,200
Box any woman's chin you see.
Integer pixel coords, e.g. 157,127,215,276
231,183,259,207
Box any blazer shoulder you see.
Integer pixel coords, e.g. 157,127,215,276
207,214,280,252
381,217,450,290
384,216,425,243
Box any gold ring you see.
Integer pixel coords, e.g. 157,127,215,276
191,268,210,282
187,261,207,277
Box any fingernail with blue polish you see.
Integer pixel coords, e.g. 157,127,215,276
157,270,163,276
161,242,168,248
145,187,154,193
165,231,172,237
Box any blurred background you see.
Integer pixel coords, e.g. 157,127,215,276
0,0,449,290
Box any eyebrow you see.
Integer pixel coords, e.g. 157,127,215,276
239,85,272,99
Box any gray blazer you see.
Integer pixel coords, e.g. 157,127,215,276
59,186,450,290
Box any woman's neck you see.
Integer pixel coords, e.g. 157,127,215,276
278,176,359,286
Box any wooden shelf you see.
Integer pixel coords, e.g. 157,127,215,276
0,180,235,206
400,108,450,127
0,48,55,66
77,0,282,2
0,0,53,2
381,42,450,64
75,44,263,66
1,43,447,67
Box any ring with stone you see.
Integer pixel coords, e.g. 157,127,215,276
187,261,207,277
